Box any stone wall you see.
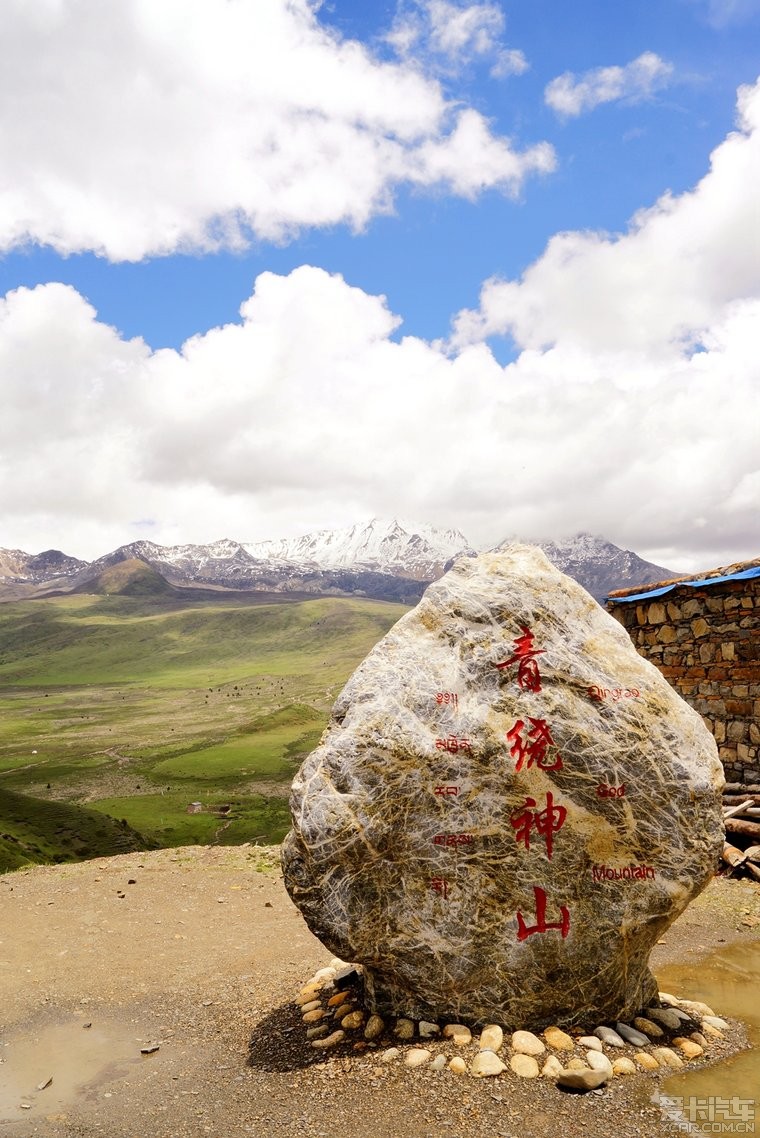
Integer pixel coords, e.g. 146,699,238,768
607,578,759,785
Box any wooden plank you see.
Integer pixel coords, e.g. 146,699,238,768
723,798,755,819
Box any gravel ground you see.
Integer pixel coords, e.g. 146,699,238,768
1,846,759,1138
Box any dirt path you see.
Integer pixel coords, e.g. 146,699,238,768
1,848,759,1138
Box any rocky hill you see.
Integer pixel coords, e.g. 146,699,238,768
71,557,178,598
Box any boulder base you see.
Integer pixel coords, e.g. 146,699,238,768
282,546,724,1028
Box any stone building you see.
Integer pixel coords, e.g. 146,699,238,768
606,559,760,784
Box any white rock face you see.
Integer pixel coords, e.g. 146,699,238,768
282,546,724,1029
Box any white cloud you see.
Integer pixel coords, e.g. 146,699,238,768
694,0,760,27
387,1,528,76
408,108,556,196
0,0,551,261
491,49,529,79
452,79,760,357
424,0,505,57
545,51,674,118
1,257,757,571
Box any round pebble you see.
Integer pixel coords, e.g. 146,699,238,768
429,1054,447,1071
296,987,322,1005
312,967,337,982
612,1057,637,1076
615,1022,650,1047
681,1000,715,1018
341,1011,365,1031
300,999,322,1014
701,1023,724,1039
544,1026,574,1051
306,1024,329,1040
364,1014,385,1041
634,1051,660,1070
541,1055,564,1079
443,1024,472,1046
394,1018,415,1040
419,1021,440,1039
302,1009,325,1024
509,1053,540,1079
556,1068,608,1091
702,1015,729,1030
651,1047,684,1069
658,991,680,1007
311,1029,345,1050
404,1048,432,1068
586,1051,613,1077
511,1030,545,1056
479,1024,504,1052
672,1038,704,1059
327,992,350,1008
471,1051,507,1077
448,1056,467,1074
670,1008,694,1023
633,1017,664,1039
646,1007,684,1031
578,1035,603,1052
593,1026,626,1048
690,1031,708,1047
381,1047,400,1062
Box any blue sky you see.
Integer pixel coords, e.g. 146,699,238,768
1,0,758,570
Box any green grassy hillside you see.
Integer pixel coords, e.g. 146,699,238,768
0,786,156,871
72,556,177,597
0,591,407,872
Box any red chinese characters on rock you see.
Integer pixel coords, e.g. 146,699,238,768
506,717,563,772
433,785,460,797
435,692,459,709
433,833,474,847
494,626,544,692
510,792,567,860
516,885,570,941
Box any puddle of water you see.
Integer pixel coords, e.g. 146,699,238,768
0,1018,154,1124
656,940,760,1133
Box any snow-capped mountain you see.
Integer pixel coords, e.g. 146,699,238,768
244,518,473,581
0,522,680,603
82,538,255,582
513,533,676,602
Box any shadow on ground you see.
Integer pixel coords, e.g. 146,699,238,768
247,1000,354,1072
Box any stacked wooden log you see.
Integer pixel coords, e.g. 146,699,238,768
721,783,760,881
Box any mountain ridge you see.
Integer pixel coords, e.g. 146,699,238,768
0,520,680,603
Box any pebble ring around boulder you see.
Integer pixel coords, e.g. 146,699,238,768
281,545,724,1029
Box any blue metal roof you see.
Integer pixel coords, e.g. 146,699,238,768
607,564,760,605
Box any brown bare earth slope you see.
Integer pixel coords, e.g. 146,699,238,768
1,846,759,1138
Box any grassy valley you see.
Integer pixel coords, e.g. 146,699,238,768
0,585,407,872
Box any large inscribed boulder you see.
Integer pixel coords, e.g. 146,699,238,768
281,546,724,1029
